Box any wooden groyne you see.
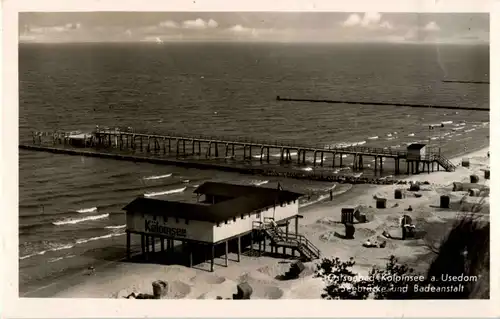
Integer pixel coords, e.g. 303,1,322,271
276,96,490,112
18,144,414,185
442,80,490,85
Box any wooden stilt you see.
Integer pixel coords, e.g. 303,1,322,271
263,235,266,254
189,243,193,268
250,232,254,254
210,245,215,272
141,234,145,257
225,241,229,267
295,216,299,235
126,231,131,260
237,236,241,262
258,236,262,256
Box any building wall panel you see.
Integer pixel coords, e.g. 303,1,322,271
127,212,214,242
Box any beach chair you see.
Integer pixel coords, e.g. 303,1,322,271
462,158,470,167
344,223,355,239
376,198,387,209
400,215,416,240
470,175,479,183
341,208,355,224
394,189,404,199
440,195,450,208
233,282,253,299
409,183,420,192
152,280,168,299
284,261,306,279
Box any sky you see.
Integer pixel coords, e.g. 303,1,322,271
18,12,489,44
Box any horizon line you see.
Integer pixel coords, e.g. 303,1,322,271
18,40,490,45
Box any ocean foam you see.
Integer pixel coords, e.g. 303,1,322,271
104,224,126,229
144,187,186,197
48,256,73,263
334,140,367,149
143,173,172,180
252,180,269,186
368,136,379,140
299,184,351,209
408,133,415,137
76,207,97,214
75,232,125,244
20,244,75,260
52,213,110,226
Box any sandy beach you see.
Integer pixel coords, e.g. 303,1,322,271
25,147,489,299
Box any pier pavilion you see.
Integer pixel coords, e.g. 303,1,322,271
123,182,320,271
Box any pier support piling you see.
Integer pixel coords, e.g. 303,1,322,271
126,231,131,260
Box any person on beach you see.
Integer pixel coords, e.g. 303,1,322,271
330,189,333,201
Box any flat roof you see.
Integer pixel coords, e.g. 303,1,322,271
407,143,426,150
123,182,303,223
193,181,301,198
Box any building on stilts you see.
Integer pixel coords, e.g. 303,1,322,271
123,182,320,272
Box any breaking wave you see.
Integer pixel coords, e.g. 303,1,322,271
252,180,269,186
144,187,186,197
20,232,126,260
300,184,352,208
48,255,75,263
104,224,126,229
143,173,172,180
20,243,75,260
76,207,97,214
75,232,125,244
52,213,109,226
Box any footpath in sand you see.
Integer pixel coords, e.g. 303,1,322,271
54,148,490,299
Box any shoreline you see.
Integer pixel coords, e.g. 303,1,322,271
20,146,489,298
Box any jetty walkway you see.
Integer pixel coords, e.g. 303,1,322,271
22,128,456,182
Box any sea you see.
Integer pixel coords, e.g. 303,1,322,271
18,42,490,295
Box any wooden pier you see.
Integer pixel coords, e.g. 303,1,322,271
23,128,456,177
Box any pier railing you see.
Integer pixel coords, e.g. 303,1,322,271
90,128,408,157
28,128,455,172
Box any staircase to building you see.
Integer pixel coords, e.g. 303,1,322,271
435,154,456,172
253,218,321,261
430,153,456,172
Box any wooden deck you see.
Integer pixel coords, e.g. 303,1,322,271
26,128,456,174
